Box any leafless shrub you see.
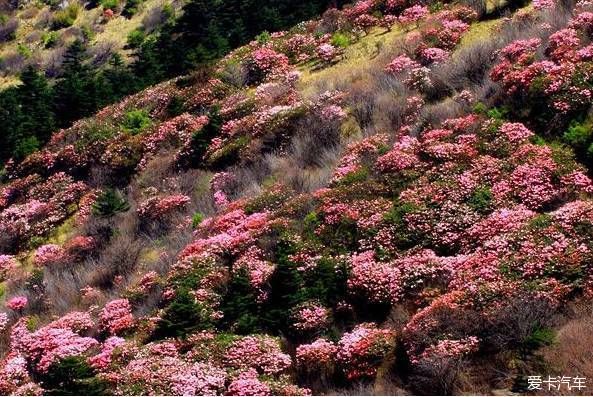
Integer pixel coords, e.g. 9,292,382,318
89,40,116,68
25,30,43,43
142,5,167,33
431,42,496,95
462,0,487,18
316,8,347,35
417,99,465,128
482,297,556,351
0,17,17,42
86,232,142,289
61,25,84,42
20,7,39,19
538,304,593,393
44,262,90,313
0,230,17,254
412,356,471,395
35,8,53,29
327,379,408,396
0,51,26,74
218,59,248,88
43,46,67,78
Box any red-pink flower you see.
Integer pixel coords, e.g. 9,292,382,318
99,299,135,335
7,297,27,311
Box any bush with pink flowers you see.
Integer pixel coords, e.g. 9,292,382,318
99,299,135,335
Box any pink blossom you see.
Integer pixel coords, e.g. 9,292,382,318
7,297,27,311
99,299,135,335
226,369,271,396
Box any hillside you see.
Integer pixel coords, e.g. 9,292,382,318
0,0,593,395
0,0,178,89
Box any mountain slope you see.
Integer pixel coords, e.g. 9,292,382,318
0,0,592,395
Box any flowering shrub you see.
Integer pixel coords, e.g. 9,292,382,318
290,302,330,332
399,5,428,27
99,299,135,335
6,297,27,311
317,43,339,64
413,336,479,365
296,339,337,368
336,323,396,380
33,244,68,267
224,335,292,375
88,336,125,370
348,251,401,304
170,362,226,396
137,194,191,221
0,255,17,281
226,369,271,396
245,48,290,84
10,319,98,373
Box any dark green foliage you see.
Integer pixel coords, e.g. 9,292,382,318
100,0,119,10
153,290,213,339
166,95,186,117
131,0,345,81
219,268,263,334
522,327,555,351
563,119,593,167
261,238,306,333
468,185,493,214
0,1,343,169
92,189,130,217
54,40,99,126
302,257,348,306
188,106,222,167
0,66,55,162
41,357,109,396
127,29,146,48
122,0,144,18
383,201,420,249
51,3,80,30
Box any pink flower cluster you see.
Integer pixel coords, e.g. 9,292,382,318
296,338,337,368
336,323,396,380
137,194,191,221
99,299,135,335
224,335,292,375
291,302,330,332
33,244,68,267
10,318,99,373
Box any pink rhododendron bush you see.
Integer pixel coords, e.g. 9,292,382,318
1,0,593,394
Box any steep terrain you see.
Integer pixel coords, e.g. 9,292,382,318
0,0,593,395
0,0,177,88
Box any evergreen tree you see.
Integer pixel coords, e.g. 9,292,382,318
219,268,262,334
54,40,97,127
262,238,305,333
18,66,55,145
0,87,23,162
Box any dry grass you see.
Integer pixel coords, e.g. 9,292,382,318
298,26,406,98
537,303,593,395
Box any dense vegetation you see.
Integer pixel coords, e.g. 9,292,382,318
0,0,342,166
0,0,593,395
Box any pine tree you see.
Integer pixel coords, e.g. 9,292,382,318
54,40,97,127
18,66,55,145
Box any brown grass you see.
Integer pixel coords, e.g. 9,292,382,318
537,303,593,395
